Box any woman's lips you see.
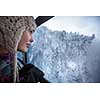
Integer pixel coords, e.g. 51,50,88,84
26,43,31,48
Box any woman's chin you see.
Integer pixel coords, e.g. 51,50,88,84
17,47,28,53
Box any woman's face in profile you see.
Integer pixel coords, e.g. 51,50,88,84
17,31,34,52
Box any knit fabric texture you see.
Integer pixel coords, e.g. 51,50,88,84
0,16,36,53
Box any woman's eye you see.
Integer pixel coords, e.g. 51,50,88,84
30,31,32,33
30,30,34,33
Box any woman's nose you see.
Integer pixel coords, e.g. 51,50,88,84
30,38,33,42
30,35,33,42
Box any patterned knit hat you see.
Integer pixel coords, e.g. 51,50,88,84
0,16,36,82
0,16,36,53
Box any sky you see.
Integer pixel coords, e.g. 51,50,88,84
41,16,100,40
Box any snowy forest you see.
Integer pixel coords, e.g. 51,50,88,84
18,26,100,82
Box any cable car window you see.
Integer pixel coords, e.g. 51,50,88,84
19,16,100,83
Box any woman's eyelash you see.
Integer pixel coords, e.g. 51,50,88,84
30,30,35,33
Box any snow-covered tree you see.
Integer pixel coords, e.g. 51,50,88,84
27,26,100,83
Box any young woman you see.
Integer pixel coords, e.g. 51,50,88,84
0,16,36,82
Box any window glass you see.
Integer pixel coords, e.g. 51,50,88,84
27,16,100,82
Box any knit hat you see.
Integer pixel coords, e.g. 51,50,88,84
0,16,36,82
0,16,36,53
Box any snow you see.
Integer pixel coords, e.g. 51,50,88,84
26,26,100,83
